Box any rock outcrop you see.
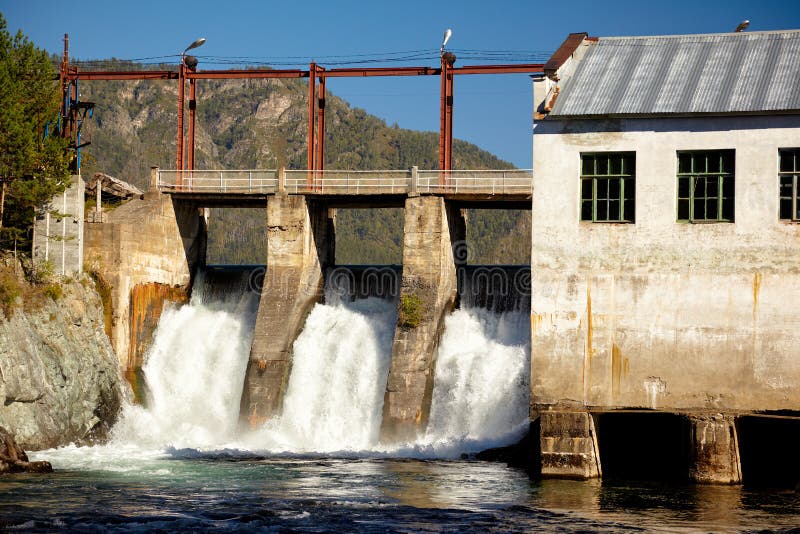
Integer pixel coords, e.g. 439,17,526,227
0,264,124,450
0,426,52,473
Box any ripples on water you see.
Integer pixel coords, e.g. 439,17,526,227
3,457,800,532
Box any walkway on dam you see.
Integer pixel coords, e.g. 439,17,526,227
156,167,532,207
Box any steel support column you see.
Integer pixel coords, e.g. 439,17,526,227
439,53,455,183
187,76,197,170
176,61,186,175
316,68,326,175
307,62,317,187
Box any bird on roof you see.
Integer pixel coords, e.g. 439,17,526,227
735,20,750,32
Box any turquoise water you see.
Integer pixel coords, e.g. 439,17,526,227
3,454,800,532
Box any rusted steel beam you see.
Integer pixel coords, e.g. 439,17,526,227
544,33,587,78
187,69,308,79
66,70,178,80
321,66,440,78
439,54,455,178
452,63,546,75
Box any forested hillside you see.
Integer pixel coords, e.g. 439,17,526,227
78,61,530,264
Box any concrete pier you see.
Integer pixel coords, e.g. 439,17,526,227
689,414,742,484
240,194,335,427
539,411,601,479
380,196,466,442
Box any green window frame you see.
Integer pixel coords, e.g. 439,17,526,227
580,152,635,223
779,148,800,222
676,150,735,223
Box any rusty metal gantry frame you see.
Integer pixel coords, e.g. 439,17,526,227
59,34,544,185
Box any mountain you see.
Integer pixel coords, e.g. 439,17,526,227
77,61,530,265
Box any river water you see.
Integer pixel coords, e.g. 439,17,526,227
3,267,799,531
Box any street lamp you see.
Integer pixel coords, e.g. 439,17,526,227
176,38,206,174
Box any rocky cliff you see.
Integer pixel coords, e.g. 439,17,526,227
0,260,124,450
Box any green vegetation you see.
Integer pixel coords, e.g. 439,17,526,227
42,283,62,301
398,293,423,328
0,265,22,318
0,14,71,251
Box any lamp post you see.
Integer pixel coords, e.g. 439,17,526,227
176,38,206,175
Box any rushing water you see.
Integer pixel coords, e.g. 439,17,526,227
6,267,799,531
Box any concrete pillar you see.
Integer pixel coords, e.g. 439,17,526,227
240,194,334,428
689,414,742,484
540,411,602,479
149,166,159,192
380,196,465,443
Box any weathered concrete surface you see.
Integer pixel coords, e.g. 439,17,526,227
240,195,334,427
539,411,601,479
84,177,205,373
531,115,800,414
380,197,465,443
32,174,85,276
689,414,742,484
0,271,123,450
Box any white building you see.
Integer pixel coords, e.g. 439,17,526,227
531,30,800,483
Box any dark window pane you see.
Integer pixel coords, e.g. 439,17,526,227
624,178,635,202
722,175,734,198
609,177,621,199
722,194,734,221
582,156,594,175
610,156,622,175
706,154,719,174
608,199,620,220
707,198,719,220
694,198,706,220
780,198,793,220
678,153,691,174
779,150,796,173
581,200,593,221
721,151,735,174
678,177,691,198
597,157,608,176
694,177,706,198
706,178,719,198
596,200,608,221
779,176,793,198
678,198,690,220
624,195,635,222
581,178,592,201
597,178,609,200
623,155,634,175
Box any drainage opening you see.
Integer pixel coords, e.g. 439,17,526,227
594,412,690,482
737,415,800,488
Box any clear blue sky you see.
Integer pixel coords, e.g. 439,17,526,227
3,0,799,168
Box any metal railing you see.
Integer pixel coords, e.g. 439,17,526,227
158,170,279,193
157,168,532,196
284,170,411,194
418,170,532,194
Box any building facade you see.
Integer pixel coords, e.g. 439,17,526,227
531,30,800,482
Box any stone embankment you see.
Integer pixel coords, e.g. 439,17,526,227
0,258,124,450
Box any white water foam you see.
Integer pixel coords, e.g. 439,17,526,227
34,272,530,469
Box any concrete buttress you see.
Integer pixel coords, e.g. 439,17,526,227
240,195,334,428
540,411,602,479
380,196,466,443
689,414,742,484
83,185,206,379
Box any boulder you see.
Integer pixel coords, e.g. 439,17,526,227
0,427,52,474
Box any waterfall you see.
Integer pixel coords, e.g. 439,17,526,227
109,267,261,450
245,287,397,453
422,306,530,450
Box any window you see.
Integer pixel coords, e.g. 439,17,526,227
779,148,800,222
676,150,734,222
580,152,635,223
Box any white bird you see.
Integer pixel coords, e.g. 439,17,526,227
441,29,453,53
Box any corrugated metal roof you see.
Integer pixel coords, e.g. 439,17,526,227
549,30,800,117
